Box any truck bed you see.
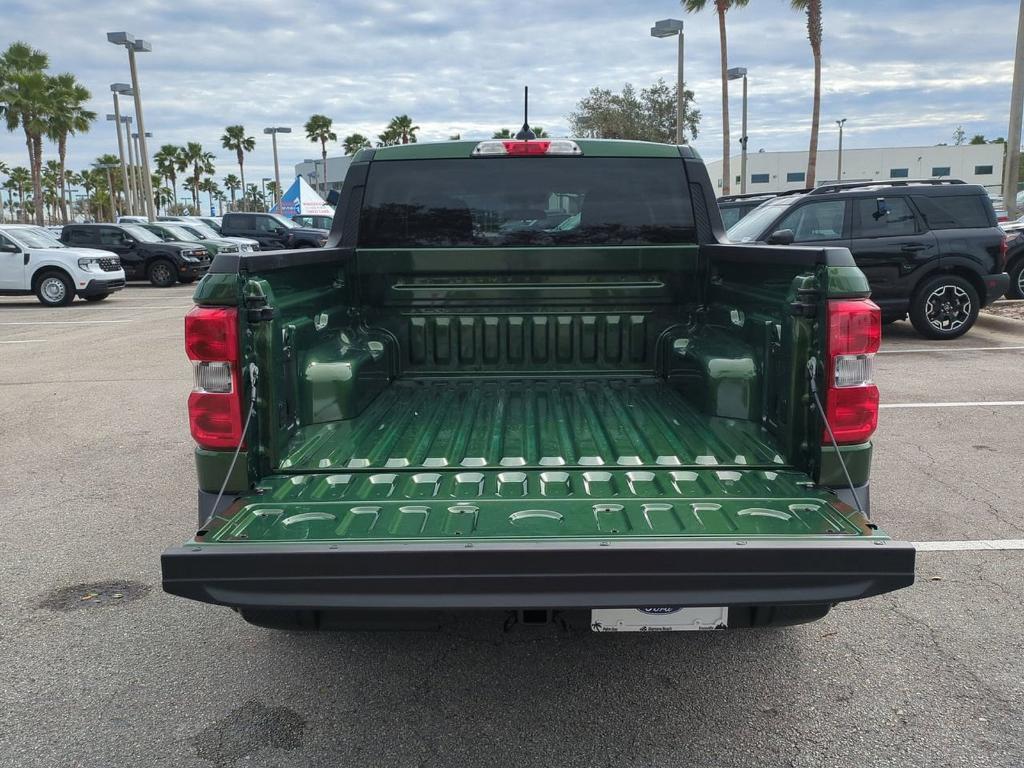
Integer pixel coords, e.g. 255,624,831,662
278,378,785,472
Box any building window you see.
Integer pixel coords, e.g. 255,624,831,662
975,165,994,175
931,166,951,177
751,173,770,184
786,171,805,183
889,168,909,178
735,175,741,185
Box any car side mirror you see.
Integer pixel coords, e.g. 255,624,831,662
0,242,19,253
326,189,340,207
873,197,890,220
766,228,795,245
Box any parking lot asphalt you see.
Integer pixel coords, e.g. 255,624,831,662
1,288,1022,768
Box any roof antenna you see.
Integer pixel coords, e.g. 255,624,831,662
515,86,536,140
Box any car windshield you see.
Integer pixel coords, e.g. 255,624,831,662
7,227,65,249
122,224,163,243
270,214,299,229
160,224,198,241
185,223,219,239
726,198,797,242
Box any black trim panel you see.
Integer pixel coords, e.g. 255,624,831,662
704,242,857,268
162,537,915,610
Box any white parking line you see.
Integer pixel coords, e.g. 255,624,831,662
879,345,1024,354
0,339,46,344
881,401,1024,409
914,539,1024,551
0,320,132,325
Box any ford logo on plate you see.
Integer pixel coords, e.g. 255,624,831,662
639,607,681,615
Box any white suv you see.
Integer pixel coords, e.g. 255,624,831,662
0,224,126,306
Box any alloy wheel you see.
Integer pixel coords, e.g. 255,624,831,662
924,284,972,332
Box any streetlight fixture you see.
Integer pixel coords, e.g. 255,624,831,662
650,18,686,145
263,127,291,209
836,118,848,183
107,32,155,220
728,67,748,193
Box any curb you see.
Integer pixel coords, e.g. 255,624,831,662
977,311,1024,331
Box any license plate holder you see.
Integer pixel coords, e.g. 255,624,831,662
591,606,728,632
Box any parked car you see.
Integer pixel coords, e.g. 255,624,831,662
158,216,259,251
728,179,1010,339
1002,229,1024,298
139,221,240,257
117,215,149,224
717,189,809,229
987,191,1009,223
291,214,333,230
219,212,328,250
60,223,210,287
162,137,915,632
0,224,125,306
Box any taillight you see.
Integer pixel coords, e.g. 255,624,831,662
185,306,243,450
999,234,1009,270
472,139,582,156
824,299,881,444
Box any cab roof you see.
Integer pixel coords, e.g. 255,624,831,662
360,138,699,162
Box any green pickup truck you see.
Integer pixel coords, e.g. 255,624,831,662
161,137,915,632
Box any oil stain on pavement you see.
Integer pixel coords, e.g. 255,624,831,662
194,699,306,765
38,580,150,611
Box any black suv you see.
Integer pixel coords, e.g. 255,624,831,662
727,179,1010,339
718,188,809,229
60,223,210,287
219,213,328,250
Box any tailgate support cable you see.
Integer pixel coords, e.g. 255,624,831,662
203,363,259,528
806,358,865,515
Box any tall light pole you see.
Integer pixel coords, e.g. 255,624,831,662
651,19,686,145
836,118,847,184
261,177,271,212
121,115,137,213
728,67,748,193
107,33,155,220
108,84,134,214
132,131,152,208
263,126,291,209
1003,0,1024,219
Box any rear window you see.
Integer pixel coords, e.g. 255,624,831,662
358,158,695,248
911,194,993,229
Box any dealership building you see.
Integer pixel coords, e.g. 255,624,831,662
294,155,354,196
705,143,1006,196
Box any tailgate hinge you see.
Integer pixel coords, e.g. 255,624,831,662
243,294,276,323
789,287,819,318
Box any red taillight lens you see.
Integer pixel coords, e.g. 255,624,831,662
185,306,243,450
502,140,551,156
824,299,881,444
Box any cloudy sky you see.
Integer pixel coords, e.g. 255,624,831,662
1,0,1020,195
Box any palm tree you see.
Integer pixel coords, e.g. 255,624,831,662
199,178,219,215
154,144,185,205
223,173,241,209
790,0,823,187
683,0,749,195
0,160,8,222
304,114,336,193
42,159,60,224
376,126,400,147
153,184,173,215
8,165,30,221
45,72,95,223
492,128,513,139
63,169,81,219
342,133,371,155
0,42,52,224
181,142,214,210
495,126,550,139
220,125,255,209
386,115,419,144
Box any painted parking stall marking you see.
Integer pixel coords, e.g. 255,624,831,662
881,401,1024,409
878,345,1024,354
914,539,1024,552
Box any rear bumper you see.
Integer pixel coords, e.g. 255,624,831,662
162,537,916,611
982,272,1010,305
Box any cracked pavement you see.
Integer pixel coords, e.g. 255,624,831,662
1,290,1022,767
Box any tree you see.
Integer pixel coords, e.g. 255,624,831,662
42,158,60,224
342,133,371,155
93,153,123,220
223,173,241,208
221,125,255,210
45,72,94,223
790,0,823,187
376,126,401,147
492,128,513,139
448,133,461,141
154,144,186,204
181,142,214,209
199,177,219,215
0,42,52,224
7,165,30,222
386,114,419,144
683,0,749,195
568,79,700,142
304,114,336,193
969,134,987,145
952,125,966,146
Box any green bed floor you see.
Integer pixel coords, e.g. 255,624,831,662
279,377,785,473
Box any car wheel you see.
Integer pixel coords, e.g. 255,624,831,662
1007,259,1024,300
34,271,75,307
147,259,176,287
909,274,980,340
83,293,110,302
